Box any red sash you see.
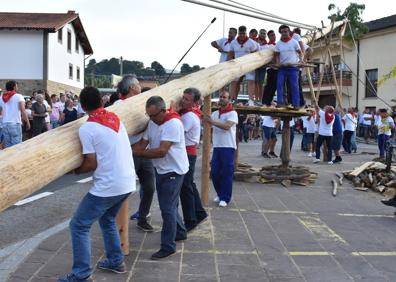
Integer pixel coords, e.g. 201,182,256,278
224,38,233,46
179,106,202,119
325,112,334,124
280,37,292,43
236,36,249,48
87,107,120,132
257,38,267,46
268,40,276,45
160,108,181,125
2,90,16,103
219,103,234,117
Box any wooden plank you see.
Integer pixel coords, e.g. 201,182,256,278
200,95,211,206
349,162,374,177
0,20,345,213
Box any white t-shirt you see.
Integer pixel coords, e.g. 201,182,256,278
261,116,275,128
229,38,258,59
274,39,301,65
143,118,189,175
211,110,238,149
181,111,201,146
305,116,317,133
114,98,143,145
79,122,136,197
318,110,334,136
343,113,357,131
292,33,302,42
43,100,50,123
215,37,233,63
376,116,394,136
0,93,24,124
362,113,372,126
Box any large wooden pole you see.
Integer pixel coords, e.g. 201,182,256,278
0,21,344,213
116,201,129,255
201,95,212,206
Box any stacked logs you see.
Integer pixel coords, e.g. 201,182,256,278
343,161,396,196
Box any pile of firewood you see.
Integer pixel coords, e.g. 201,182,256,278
343,161,396,196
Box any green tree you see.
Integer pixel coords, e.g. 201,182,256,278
151,61,166,76
191,65,202,72
180,63,192,74
328,3,368,42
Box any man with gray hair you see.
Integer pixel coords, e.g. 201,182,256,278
116,75,155,232
133,96,188,260
179,88,207,231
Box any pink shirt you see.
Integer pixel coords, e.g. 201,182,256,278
50,102,62,121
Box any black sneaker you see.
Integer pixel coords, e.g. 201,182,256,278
261,152,270,158
333,156,342,164
137,221,154,232
150,249,176,260
381,197,396,207
97,259,126,274
269,152,278,158
175,236,187,242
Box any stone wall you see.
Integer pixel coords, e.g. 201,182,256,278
46,80,82,96
0,79,44,96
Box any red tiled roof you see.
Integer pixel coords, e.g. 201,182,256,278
0,11,93,54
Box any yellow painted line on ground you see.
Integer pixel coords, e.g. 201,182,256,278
228,208,319,215
288,251,335,256
138,248,259,255
298,216,347,244
337,213,395,218
352,252,396,256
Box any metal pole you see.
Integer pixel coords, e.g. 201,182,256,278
120,56,123,76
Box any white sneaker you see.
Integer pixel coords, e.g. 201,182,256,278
313,158,320,163
308,152,313,157
213,196,220,203
248,99,254,106
328,161,333,165
219,200,227,207
312,152,316,157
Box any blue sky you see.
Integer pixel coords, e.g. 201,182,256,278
1,0,392,69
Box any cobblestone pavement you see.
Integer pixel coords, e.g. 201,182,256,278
5,138,396,282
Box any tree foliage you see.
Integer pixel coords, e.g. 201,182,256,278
151,61,166,76
328,3,368,42
378,65,396,87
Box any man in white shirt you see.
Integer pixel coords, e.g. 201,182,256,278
134,96,188,260
342,108,357,154
227,25,258,105
361,109,373,143
204,91,238,207
117,75,155,232
313,101,335,164
303,111,317,157
255,28,268,103
0,81,30,148
262,30,278,106
179,88,207,232
261,115,278,158
59,87,136,282
211,27,237,63
274,25,303,109
375,108,395,160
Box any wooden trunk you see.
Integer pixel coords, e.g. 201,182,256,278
0,21,344,212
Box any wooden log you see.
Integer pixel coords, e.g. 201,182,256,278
0,21,345,213
349,162,374,177
280,117,291,169
201,95,212,206
332,179,337,197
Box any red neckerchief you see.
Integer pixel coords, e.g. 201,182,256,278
2,90,16,103
160,108,181,125
224,37,233,46
119,95,127,100
87,107,120,132
218,103,234,117
349,112,357,119
308,111,316,121
280,36,292,43
236,36,249,47
325,111,334,124
257,37,267,46
179,106,202,119
268,40,276,45
249,35,258,42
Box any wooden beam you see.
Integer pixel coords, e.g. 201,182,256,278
0,20,345,213
201,95,212,206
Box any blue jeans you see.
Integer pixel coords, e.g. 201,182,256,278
50,120,60,129
211,147,235,203
351,131,357,151
180,155,207,230
69,192,130,279
277,67,300,107
2,123,22,148
378,134,390,157
156,172,187,252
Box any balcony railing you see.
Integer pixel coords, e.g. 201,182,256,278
302,70,352,87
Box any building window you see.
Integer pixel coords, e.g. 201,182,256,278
365,69,378,98
75,35,79,53
77,67,80,81
69,64,73,79
58,28,63,43
67,30,72,53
